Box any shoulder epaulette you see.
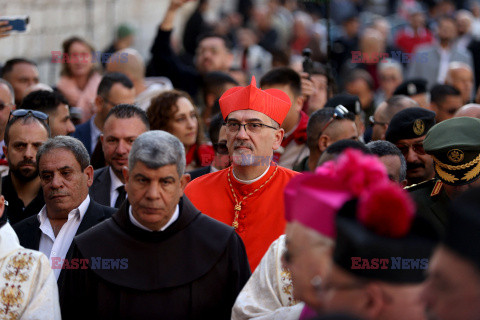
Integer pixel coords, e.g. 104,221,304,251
430,180,443,197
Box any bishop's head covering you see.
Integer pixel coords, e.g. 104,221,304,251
219,77,291,125
284,149,389,239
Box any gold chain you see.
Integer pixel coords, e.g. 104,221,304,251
227,165,279,230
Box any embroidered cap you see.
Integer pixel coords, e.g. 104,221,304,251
219,76,291,125
424,117,480,186
385,107,436,143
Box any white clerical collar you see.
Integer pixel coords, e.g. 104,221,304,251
128,204,179,232
233,165,270,185
109,166,124,194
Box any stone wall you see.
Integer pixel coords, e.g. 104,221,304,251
0,0,201,85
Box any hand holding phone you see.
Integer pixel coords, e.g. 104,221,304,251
0,20,12,38
0,16,29,33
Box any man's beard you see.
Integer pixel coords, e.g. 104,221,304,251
9,159,38,182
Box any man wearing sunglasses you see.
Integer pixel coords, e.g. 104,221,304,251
2,109,50,225
188,113,231,180
386,107,436,187
296,106,358,172
185,77,299,271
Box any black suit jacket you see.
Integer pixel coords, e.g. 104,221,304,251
89,166,112,207
188,166,212,181
13,199,116,289
72,120,93,155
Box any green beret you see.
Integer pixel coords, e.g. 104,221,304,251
424,117,480,186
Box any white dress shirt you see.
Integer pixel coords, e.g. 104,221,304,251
38,195,90,280
437,48,451,83
109,167,125,207
129,205,179,232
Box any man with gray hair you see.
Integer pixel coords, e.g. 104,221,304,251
13,136,116,287
61,130,251,319
367,140,407,187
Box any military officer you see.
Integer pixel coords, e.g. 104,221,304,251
408,117,480,234
386,107,436,186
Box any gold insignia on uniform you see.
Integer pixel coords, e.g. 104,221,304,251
430,180,443,196
447,149,464,163
462,160,480,182
433,153,480,183
413,119,425,136
435,163,458,183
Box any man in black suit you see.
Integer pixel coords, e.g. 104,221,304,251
72,72,135,156
188,113,230,180
13,136,115,289
89,104,149,208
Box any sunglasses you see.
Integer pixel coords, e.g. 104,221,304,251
320,105,352,135
395,142,426,157
8,109,49,123
213,141,229,155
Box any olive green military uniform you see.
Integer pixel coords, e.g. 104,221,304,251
408,179,449,235
411,117,480,234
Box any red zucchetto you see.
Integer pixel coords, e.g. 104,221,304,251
219,76,291,125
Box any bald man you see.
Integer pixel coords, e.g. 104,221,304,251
454,103,480,118
445,62,474,104
105,48,173,111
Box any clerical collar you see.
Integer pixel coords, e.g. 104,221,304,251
128,205,179,232
233,165,270,184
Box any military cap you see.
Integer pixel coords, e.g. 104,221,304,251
324,94,361,115
445,187,480,271
424,117,480,186
393,79,427,96
385,107,436,143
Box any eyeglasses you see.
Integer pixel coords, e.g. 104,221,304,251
213,141,229,155
8,109,49,123
369,116,388,126
225,121,278,134
320,105,352,135
395,142,426,157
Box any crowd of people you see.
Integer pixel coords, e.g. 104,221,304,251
1,0,480,319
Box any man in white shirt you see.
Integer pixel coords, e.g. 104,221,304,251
89,104,149,208
13,136,116,288
0,163,61,319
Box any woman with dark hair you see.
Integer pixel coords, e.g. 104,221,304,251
56,36,102,122
147,89,214,171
